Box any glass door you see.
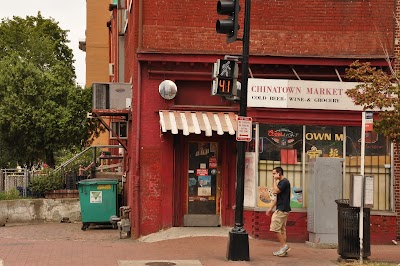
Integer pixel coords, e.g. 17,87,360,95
184,141,221,226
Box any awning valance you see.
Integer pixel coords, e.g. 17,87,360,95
159,110,237,136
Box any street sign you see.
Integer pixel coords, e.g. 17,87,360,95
365,111,373,132
236,116,252,142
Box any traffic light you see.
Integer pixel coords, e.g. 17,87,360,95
216,0,240,44
211,59,238,96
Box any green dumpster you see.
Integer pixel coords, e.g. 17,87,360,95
78,178,119,230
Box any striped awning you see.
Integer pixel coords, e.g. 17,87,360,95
159,110,237,136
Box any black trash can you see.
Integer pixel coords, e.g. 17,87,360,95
335,199,371,259
65,173,77,190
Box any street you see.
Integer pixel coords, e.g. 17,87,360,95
0,222,399,265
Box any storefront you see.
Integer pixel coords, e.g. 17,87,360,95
241,78,396,244
159,110,238,227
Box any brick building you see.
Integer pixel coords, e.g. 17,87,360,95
102,0,400,244
80,0,113,146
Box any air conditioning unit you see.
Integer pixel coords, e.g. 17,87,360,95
93,82,132,110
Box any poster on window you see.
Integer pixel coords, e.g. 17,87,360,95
257,187,276,208
244,152,257,207
290,187,303,208
197,175,211,196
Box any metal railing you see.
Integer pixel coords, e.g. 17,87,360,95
1,145,125,197
0,168,29,197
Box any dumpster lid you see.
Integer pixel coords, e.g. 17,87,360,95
78,178,119,184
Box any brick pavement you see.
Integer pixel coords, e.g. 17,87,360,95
0,222,399,266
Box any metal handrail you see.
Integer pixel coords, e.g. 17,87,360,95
54,145,123,173
54,146,92,173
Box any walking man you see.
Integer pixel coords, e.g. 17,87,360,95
266,166,291,256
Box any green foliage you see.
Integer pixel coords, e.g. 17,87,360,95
0,188,21,200
0,13,103,168
54,147,101,173
345,61,400,143
29,169,63,197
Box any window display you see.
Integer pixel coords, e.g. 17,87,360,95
250,124,392,211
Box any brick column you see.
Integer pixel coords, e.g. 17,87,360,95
394,145,400,240
394,0,400,241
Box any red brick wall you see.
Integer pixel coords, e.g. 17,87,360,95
370,215,397,244
133,76,170,236
132,70,238,235
139,0,394,57
392,0,400,242
44,190,79,199
244,210,397,244
121,0,399,239
243,210,308,243
395,0,400,74
394,145,400,240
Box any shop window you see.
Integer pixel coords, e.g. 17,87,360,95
252,124,393,212
256,124,303,209
305,126,343,160
345,127,391,211
110,121,128,139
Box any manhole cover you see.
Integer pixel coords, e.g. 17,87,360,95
145,263,176,266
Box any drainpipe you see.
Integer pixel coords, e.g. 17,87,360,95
134,0,144,239
133,62,142,238
138,0,143,51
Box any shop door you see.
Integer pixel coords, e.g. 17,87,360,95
184,142,221,226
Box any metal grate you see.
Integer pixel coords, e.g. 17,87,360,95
93,83,109,109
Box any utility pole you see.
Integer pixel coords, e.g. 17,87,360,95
225,0,251,261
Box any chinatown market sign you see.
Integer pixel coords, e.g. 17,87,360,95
248,78,364,111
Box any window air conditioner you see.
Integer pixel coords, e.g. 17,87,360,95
92,82,132,110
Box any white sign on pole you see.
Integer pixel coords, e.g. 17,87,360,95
236,116,252,142
244,152,257,207
364,176,374,208
350,175,363,207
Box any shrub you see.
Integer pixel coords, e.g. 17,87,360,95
0,188,21,200
29,169,63,197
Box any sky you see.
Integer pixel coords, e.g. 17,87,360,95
0,0,86,86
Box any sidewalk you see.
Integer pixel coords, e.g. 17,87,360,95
0,222,399,266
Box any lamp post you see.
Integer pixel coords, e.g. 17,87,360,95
226,0,251,261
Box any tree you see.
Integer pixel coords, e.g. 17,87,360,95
345,60,400,143
0,13,102,168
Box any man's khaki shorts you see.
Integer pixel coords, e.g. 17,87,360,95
270,210,289,234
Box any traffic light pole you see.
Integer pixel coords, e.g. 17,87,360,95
226,0,251,261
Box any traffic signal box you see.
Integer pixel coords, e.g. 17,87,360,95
216,0,240,44
212,59,238,97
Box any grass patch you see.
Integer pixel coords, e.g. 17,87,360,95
0,188,21,200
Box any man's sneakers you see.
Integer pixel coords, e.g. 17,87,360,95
273,245,291,257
